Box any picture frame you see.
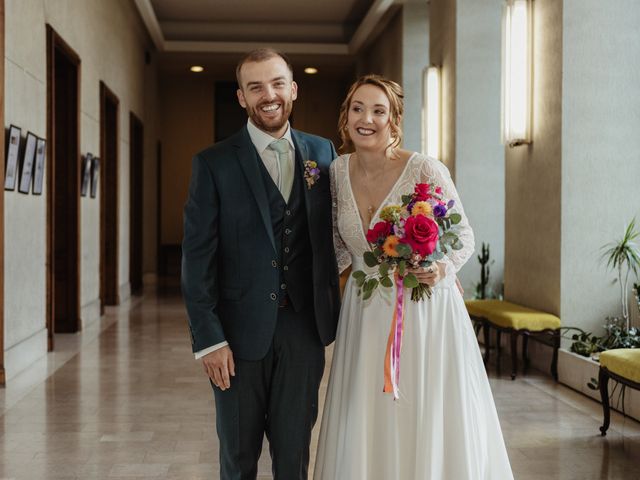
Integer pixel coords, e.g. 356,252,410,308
80,153,92,197
4,125,21,190
18,132,37,194
90,156,100,198
32,137,46,195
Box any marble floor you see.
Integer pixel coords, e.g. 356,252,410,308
1,286,639,480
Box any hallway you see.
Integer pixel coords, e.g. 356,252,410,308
0,288,638,479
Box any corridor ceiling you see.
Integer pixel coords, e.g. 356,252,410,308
133,0,407,77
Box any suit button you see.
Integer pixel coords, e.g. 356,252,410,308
270,293,277,301
281,283,287,290
271,260,277,267
283,266,289,271
285,228,291,235
284,247,290,253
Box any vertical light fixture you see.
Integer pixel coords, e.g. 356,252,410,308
423,66,441,160
501,0,532,146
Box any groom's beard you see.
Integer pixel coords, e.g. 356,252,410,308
245,98,293,134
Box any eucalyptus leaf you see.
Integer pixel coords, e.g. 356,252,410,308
404,273,419,289
381,276,394,288
398,260,406,276
379,262,390,276
396,243,412,257
363,289,373,300
364,251,379,268
450,213,462,224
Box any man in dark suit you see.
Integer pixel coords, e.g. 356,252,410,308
181,48,341,479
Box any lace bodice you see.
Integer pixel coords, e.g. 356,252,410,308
330,153,475,274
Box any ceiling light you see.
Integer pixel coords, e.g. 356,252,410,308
190,65,204,73
304,67,318,75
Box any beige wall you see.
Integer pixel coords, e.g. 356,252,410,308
4,0,154,378
560,0,640,331
504,0,563,314
158,71,348,247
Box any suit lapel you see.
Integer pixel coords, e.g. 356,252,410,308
235,128,276,252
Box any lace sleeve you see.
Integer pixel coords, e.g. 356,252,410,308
330,160,352,274
420,157,475,272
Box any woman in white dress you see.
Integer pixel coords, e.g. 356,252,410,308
314,75,514,480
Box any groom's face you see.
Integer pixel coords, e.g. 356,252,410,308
237,57,298,135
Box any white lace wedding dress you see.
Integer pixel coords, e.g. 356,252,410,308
314,153,514,480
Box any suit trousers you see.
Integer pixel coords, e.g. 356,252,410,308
212,304,325,480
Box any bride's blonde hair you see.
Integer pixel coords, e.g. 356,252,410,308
337,74,404,155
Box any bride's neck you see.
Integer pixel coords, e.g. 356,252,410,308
354,149,391,173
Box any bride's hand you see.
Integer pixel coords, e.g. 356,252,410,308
409,262,446,287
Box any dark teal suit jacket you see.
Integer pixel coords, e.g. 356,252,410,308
181,126,341,360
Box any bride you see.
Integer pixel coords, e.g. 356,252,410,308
314,74,514,480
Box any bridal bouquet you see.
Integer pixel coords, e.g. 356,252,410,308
352,182,464,302
352,182,464,398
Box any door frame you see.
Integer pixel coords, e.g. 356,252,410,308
0,0,6,384
129,112,143,294
46,24,81,348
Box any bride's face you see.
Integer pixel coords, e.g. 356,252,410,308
347,84,393,152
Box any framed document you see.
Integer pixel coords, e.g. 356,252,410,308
32,137,46,195
4,125,21,190
90,156,100,198
80,153,92,197
18,132,37,194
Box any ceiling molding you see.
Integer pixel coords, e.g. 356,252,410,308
133,0,165,50
164,41,350,55
349,0,401,54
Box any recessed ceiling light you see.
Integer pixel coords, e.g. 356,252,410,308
304,67,318,75
190,65,204,73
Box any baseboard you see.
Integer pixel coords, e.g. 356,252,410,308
4,328,48,380
80,298,101,330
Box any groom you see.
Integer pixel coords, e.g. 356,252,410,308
181,48,341,479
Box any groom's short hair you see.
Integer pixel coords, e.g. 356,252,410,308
235,48,294,87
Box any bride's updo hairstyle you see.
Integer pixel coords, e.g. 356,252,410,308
338,74,404,155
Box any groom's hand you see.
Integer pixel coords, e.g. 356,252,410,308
202,346,236,391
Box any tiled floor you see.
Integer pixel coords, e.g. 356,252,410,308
1,286,639,479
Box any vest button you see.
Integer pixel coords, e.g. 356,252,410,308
286,210,291,216
271,260,277,267
280,283,287,290
270,293,277,301
285,228,291,235
283,266,289,271
284,247,290,253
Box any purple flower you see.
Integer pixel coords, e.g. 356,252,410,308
433,204,448,217
448,200,455,208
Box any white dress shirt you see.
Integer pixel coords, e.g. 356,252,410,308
194,120,295,360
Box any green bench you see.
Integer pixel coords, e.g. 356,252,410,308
465,300,561,380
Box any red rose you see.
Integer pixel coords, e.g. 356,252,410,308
366,221,393,244
435,186,443,195
402,215,439,256
414,183,432,201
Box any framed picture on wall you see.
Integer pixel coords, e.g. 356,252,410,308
32,137,47,195
4,125,21,190
80,153,92,197
18,132,37,194
90,156,100,198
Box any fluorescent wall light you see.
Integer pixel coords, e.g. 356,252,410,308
501,0,532,146
423,66,441,160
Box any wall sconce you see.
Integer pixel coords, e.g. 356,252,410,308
423,66,441,160
501,0,532,147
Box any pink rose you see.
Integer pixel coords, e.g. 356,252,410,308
366,221,393,244
402,215,439,256
414,183,432,201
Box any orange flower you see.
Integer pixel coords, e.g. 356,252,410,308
412,201,433,217
382,235,401,257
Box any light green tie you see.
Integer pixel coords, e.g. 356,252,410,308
268,139,293,202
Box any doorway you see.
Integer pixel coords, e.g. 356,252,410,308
46,25,81,345
129,113,144,295
100,82,119,310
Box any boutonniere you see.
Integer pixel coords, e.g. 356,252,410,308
303,160,320,190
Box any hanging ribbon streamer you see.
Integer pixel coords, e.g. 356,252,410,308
383,274,405,400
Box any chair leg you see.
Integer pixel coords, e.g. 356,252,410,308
599,368,611,436
510,331,518,380
551,330,560,381
522,334,530,368
483,321,490,365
